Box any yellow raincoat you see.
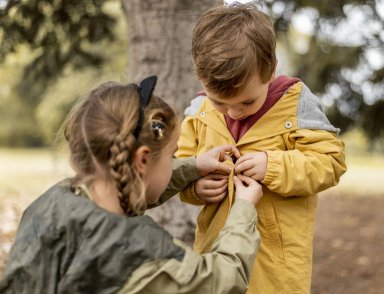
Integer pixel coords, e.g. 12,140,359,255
176,82,347,293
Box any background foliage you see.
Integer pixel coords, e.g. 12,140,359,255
0,0,125,146
0,0,383,147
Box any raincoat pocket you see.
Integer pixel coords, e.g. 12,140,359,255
257,201,285,264
273,196,312,265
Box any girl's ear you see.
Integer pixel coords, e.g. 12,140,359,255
133,145,151,176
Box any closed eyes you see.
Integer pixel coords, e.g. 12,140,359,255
212,101,225,107
211,99,256,107
242,100,256,106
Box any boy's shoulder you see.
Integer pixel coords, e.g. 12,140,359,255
296,83,340,135
184,94,208,117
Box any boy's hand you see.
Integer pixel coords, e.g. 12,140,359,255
194,173,228,203
234,152,267,181
233,174,263,206
196,145,240,176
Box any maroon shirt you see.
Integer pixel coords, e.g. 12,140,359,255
224,75,300,142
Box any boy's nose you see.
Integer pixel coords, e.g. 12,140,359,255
227,108,243,120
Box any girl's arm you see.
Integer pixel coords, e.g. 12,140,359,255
149,157,201,207
118,198,259,294
151,142,238,207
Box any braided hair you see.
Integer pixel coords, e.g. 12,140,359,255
63,81,179,216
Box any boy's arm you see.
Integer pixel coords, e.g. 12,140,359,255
262,129,347,197
175,116,199,159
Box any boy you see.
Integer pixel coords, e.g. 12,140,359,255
176,3,347,294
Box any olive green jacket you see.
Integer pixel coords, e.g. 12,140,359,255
0,158,260,294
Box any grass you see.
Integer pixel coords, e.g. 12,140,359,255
0,147,73,209
0,147,383,277
321,153,384,197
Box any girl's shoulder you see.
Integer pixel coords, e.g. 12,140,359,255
3,180,185,293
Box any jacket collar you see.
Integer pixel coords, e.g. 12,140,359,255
195,82,303,146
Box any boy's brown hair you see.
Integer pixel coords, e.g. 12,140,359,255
192,3,276,98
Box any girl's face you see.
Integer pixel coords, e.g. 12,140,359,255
145,141,177,204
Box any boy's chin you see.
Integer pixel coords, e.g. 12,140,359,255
229,115,248,121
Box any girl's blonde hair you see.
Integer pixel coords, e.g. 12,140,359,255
63,81,179,216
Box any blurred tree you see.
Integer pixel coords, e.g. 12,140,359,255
121,0,221,243
264,0,384,142
0,0,120,146
122,0,219,112
1,0,383,145
0,0,116,100
0,49,43,146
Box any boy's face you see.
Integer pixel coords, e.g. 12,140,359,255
205,73,274,120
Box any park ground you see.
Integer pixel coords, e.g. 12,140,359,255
0,148,383,293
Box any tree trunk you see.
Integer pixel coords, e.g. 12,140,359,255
122,0,223,244
122,0,221,112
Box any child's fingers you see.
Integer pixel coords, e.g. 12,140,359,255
233,175,244,188
237,174,256,186
216,162,233,174
241,168,257,178
216,145,241,160
238,175,262,191
201,184,228,197
235,153,252,163
205,173,228,181
234,158,253,173
228,145,241,158
203,179,228,190
203,191,227,203
222,153,233,162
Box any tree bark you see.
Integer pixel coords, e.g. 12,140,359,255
122,0,223,244
122,0,221,113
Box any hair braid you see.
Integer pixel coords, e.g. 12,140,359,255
63,81,179,217
109,133,146,216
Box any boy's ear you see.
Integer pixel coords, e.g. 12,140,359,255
270,71,276,82
133,146,151,176
270,60,278,82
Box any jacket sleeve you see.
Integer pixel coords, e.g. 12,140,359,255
262,129,347,197
148,157,201,208
174,116,206,205
118,199,259,294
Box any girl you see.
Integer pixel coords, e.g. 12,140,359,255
0,76,263,293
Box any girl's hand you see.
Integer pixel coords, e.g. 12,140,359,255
233,174,263,206
234,152,267,181
196,145,240,176
194,173,228,203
